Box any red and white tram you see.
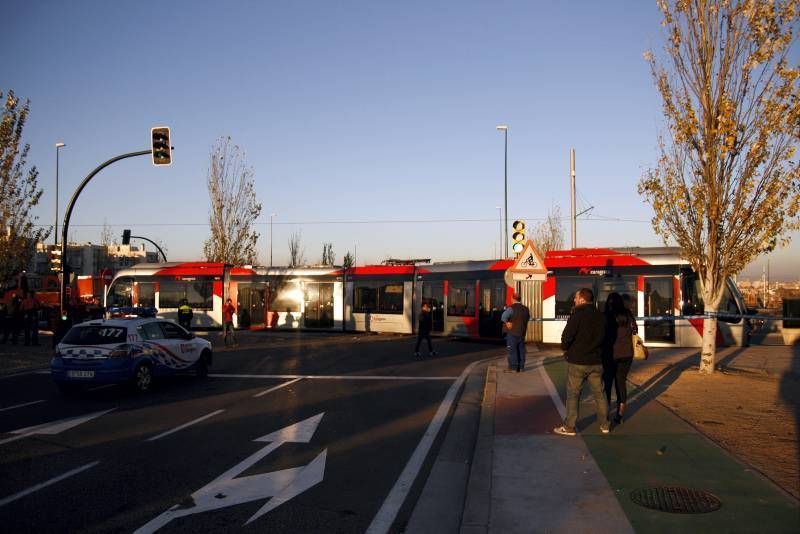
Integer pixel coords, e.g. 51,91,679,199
104,247,748,347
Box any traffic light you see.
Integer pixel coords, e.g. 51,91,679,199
512,220,526,254
151,126,172,166
49,249,62,272
122,229,131,245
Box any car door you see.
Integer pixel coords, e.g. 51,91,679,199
158,320,200,369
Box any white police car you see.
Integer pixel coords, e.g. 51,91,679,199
51,314,213,394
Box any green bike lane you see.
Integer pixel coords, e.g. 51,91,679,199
543,357,799,533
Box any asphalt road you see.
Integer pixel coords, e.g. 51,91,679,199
0,332,497,533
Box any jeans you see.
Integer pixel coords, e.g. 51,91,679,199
415,332,433,353
564,362,608,430
506,334,525,370
222,321,237,345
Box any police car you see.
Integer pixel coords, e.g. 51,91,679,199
51,311,213,394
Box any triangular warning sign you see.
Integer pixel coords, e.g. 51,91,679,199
509,240,548,274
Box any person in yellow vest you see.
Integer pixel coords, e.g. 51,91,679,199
178,298,193,330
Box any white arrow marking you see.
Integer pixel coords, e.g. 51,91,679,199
0,408,116,445
135,412,326,534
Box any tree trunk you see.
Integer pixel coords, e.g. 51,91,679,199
699,314,717,374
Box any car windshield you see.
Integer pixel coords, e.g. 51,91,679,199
62,325,128,345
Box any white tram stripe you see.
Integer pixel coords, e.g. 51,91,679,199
209,373,458,381
0,461,99,507
145,410,226,442
253,377,303,398
366,357,490,534
0,400,46,412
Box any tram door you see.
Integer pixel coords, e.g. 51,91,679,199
237,285,266,328
421,282,444,333
304,282,334,328
644,276,675,343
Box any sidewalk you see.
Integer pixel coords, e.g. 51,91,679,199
450,346,800,533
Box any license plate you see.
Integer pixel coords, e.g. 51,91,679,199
67,370,95,379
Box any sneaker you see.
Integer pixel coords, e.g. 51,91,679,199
553,425,577,436
431,351,437,356
600,426,610,434
414,352,421,357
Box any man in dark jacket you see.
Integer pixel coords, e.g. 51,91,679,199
554,288,609,435
501,292,531,372
414,302,435,357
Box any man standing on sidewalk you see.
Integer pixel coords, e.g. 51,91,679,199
554,288,609,435
501,292,530,372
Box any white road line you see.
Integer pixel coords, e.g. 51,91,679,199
209,373,458,380
253,377,303,398
366,357,490,534
146,410,226,442
0,400,46,412
538,358,567,419
0,461,99,507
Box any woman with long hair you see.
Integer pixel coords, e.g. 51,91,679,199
603,292,637,425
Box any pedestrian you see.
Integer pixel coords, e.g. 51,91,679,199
602,292,637,425
553,288,609,436
178,298,193,330
222,298,238,346
414,302,436,357
3,293,23,345
22,290,41,346
501,292,530,372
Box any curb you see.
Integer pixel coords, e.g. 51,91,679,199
459,360,499,534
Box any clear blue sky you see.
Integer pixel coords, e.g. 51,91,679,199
4,0,798,280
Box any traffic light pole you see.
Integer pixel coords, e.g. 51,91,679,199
59,149,151,316
129,234,168,262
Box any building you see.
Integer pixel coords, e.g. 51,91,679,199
32,242,160,278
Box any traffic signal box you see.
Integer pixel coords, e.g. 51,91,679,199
49,249,62,272
512,220,526,255
122,229,131,245
151,127,172,166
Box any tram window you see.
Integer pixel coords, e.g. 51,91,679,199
107,277,133,307
682,274,742,323
481,281,506,314
270,282,301,312
449,282,475,317
354,286,376,313
597,277,638,317
137,283,155,307
353,282,403,314
159,279,213,309
555,277,594,317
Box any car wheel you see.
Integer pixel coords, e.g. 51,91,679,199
196,351,210,379
131,363,153,393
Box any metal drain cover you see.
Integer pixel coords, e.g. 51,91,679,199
630,487,721,514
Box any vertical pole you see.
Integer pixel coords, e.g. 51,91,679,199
55,146,59,245
570,148,576,249
269,214,274,267
503,129,508,258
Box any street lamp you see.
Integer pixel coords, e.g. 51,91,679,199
495,206,502,259
496,125,508,258
55,142,66,245
270,213,276,267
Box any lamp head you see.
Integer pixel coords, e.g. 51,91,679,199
56,142,66,148
496,125,508,131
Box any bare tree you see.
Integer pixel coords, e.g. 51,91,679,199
342,251,355,269
531,205,565,253
288,231,305,267
203,137,262,265
100,218,113,247
640,0,799,373
0,90,49,286
321,242,335,266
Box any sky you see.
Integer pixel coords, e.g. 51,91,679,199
4,0,798,280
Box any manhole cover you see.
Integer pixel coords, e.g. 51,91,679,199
630,487,721,514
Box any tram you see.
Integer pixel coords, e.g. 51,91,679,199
104,247,749,347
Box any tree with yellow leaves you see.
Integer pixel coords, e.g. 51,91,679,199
640,0,799,373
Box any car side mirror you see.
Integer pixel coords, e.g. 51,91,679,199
185,332,195,340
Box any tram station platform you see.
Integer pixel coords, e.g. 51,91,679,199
410,344,800,533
